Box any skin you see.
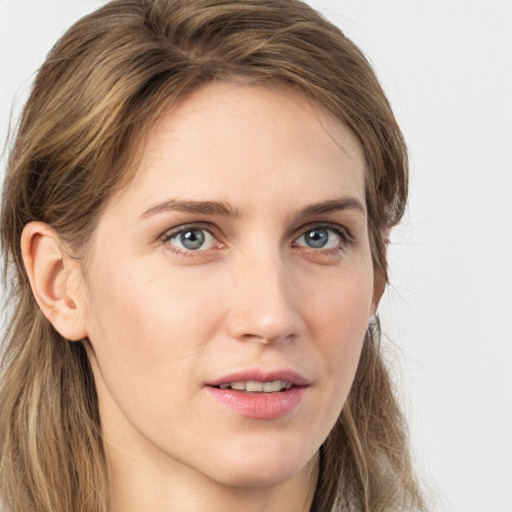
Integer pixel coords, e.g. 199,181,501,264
23,82,377,512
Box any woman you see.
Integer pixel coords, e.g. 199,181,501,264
0,0,425,510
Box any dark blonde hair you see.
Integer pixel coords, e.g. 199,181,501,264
1,1,424,510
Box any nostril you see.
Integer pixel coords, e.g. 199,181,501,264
238,331,296,345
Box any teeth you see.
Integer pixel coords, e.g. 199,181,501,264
246,381,263,392
262,381,282,392
218,380,292,392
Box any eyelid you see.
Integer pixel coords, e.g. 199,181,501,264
160,221,219,241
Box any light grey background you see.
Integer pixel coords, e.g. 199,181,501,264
1,1,511,511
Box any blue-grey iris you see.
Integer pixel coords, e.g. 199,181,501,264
305,229,328,248
180,229,205,250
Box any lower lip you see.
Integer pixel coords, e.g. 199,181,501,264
205,386,307,420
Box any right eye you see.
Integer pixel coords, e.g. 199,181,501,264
163,226,219,253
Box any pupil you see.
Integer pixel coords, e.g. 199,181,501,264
306,229,328,248
180,230,205,250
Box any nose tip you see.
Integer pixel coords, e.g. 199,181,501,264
228,306,297,345
225,258,302,345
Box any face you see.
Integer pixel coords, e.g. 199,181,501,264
79,82,376,489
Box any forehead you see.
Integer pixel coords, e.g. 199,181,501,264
107,82,366,215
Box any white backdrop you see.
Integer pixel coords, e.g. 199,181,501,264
1,1,511,511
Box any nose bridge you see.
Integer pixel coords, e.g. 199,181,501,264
227,243,300,344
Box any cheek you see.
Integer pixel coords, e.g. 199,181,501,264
308,260,374,338
85,265,214,371
82,253,239,430
308,262,374,390
83,270,215,441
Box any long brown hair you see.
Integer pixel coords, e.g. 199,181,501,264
1,1,425,510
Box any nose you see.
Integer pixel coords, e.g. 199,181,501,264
225,249,303,345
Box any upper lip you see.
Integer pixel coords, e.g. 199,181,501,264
206,368,310,388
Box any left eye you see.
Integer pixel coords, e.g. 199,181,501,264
166,228,217,251
294,227,344,249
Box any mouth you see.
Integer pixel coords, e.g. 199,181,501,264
216,380,294,393
205,371,309,419
206,369,309,392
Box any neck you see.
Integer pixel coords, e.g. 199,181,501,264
107,445,319,512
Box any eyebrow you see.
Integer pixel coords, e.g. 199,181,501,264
139,199,239,219
297,197,366,218
139,196,365,221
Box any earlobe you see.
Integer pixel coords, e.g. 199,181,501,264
21,221,88,341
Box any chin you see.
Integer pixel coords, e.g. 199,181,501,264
200,439,318,489
210,464,309,489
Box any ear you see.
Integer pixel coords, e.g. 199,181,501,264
369,227,391,318
369,270,387,319
21,221,88,341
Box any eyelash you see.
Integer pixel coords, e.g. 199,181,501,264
292,223,354,254
160,222,354,257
